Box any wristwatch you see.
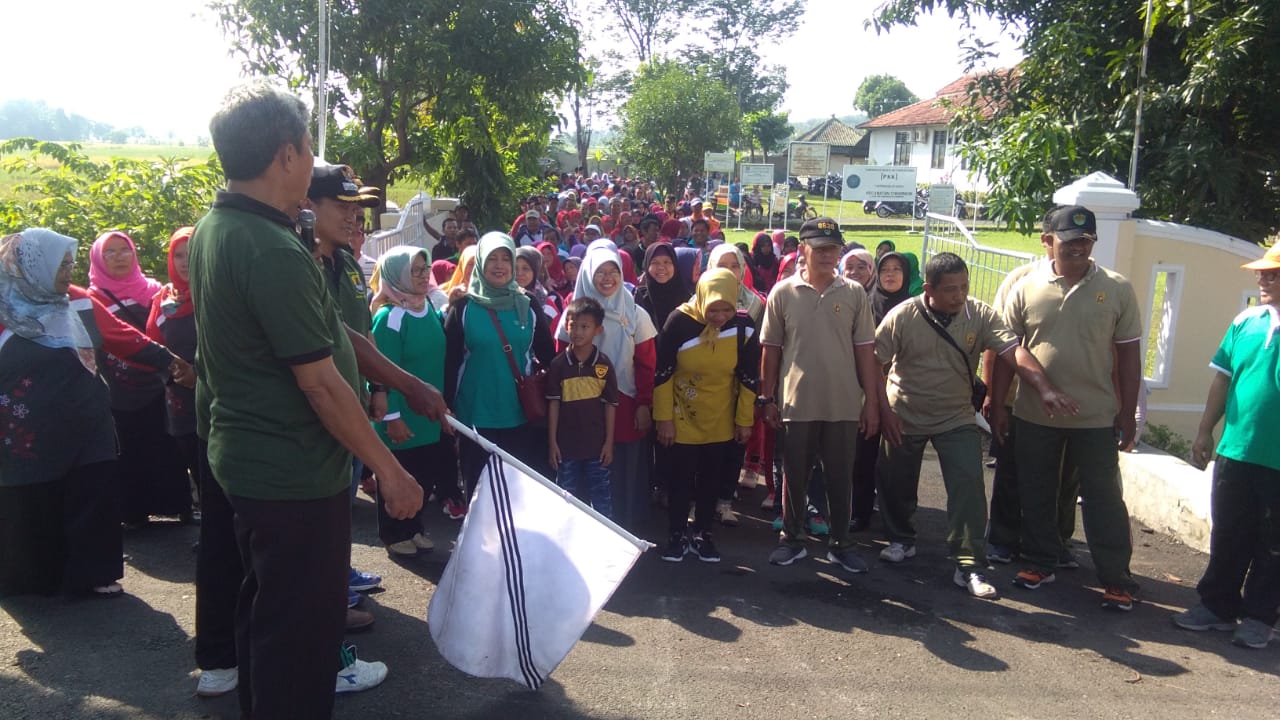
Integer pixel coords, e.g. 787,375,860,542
754,396,775,407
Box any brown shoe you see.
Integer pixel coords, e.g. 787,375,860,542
346,607,375,632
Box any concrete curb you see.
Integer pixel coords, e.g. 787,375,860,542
1119,444,1213,553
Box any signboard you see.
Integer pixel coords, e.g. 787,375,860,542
703,151,735,174
770,183,790,209
928,184,956,217
788,142,829,178
841,165,917,202
740,163,774,187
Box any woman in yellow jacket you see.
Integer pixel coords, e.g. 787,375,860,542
653,268,759,563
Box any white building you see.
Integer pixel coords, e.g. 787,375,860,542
857,73,1004,193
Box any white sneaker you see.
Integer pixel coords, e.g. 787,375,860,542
717,500,739,527
954,568,999,599
196,667,238,697
411,532,434,551
760,492,775,510
335,654,388,694
879,542,916,563
738,468,760,489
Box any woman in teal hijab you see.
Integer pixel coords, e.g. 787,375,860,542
443,231,554,496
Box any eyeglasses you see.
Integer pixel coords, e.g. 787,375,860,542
103,248,134,259
1257,270,1279,283
410,266,430,278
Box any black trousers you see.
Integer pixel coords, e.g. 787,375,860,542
459,425,544,497
379,440,458,544
850,430,881,523
228,488,350,719
1197,457,1280,625
194,440,240,671
113,394,191,522
0,461,122,596
667,442,727,535
718,440,747,502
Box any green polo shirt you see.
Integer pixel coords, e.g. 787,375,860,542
190,193,359,500
1210,305,1280,471
1003,261,1141,429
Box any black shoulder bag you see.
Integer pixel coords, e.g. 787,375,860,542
916,297,987,411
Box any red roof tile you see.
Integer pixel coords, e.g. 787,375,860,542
857,70,1011,130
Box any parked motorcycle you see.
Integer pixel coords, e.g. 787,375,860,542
867,188,928,219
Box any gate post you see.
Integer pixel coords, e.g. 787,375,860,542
1052,172,1140,270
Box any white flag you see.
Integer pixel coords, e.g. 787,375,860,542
428,428,648,690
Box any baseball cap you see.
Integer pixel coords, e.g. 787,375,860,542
526,209,542,220
308,164,380,206
798,216,843,247
1049,205,1098,242
1242,243,1280,271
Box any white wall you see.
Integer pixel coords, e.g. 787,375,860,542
865,126,989,192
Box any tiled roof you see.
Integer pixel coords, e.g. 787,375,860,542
793,117,863,148
857,71,1010,130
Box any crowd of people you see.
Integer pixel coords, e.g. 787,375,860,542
1,81,1277,719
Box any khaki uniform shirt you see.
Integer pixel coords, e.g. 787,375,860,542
991,260,1043,408
1004,262,1141,428
876,297,1017,436
761,272,875,423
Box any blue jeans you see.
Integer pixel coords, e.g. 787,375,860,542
557,458,612,519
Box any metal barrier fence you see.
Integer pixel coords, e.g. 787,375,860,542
921,213,1036,305
366,193,432,261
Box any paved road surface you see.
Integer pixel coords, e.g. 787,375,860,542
2,448,1277,719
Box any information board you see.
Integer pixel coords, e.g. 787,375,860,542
928,184,956,217
788,142,829,178
841,165,917,202
740,163,774,186
703,152,735,174
771,183,790,209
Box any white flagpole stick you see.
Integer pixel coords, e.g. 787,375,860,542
445,415,653,551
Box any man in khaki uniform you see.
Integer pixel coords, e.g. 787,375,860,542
760,217,883,574
993,205,1143,611
875,252,1074,598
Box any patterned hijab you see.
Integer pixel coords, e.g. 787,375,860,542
707,244,764,322
0,229,95,367
370,245,432,312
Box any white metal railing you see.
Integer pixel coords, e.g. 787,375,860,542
921,212,1035,305
366,193,431,260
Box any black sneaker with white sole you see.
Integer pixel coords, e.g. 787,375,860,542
691,532,721,563
768,544,807,566
660,533,689,562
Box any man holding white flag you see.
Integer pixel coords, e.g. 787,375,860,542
429,418,649,689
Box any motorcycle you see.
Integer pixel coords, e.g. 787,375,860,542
867,188,928,219
807,173,843,199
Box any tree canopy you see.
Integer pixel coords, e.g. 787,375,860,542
854,75,920,118
211,0,581,227
613,61,741,193
872,0,1280,241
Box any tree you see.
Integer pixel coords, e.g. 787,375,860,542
854,75,920,118
0,139,223,281
746,111,793,162
602,0,695,63
871,0,1280,241
614,61,741,193
211,0,581,228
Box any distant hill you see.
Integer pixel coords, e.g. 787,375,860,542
0,99,138,143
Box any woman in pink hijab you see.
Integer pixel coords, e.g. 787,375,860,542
88,230,192,526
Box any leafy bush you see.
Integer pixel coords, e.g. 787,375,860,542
0,138,223,283
1142,423,1193,463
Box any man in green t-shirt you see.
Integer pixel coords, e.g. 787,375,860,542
1176,245,1280,649
191,82,438,718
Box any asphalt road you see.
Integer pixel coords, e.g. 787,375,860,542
3,447,1277,720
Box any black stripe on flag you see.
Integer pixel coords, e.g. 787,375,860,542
487,453,543,690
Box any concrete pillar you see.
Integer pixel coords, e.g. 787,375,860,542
1052,172,1140,270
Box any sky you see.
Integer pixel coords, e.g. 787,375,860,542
3,0,1022,141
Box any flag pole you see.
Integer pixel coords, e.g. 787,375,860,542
445,415,653,551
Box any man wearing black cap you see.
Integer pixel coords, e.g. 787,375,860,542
759,217,884,574
992,204,1144,611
